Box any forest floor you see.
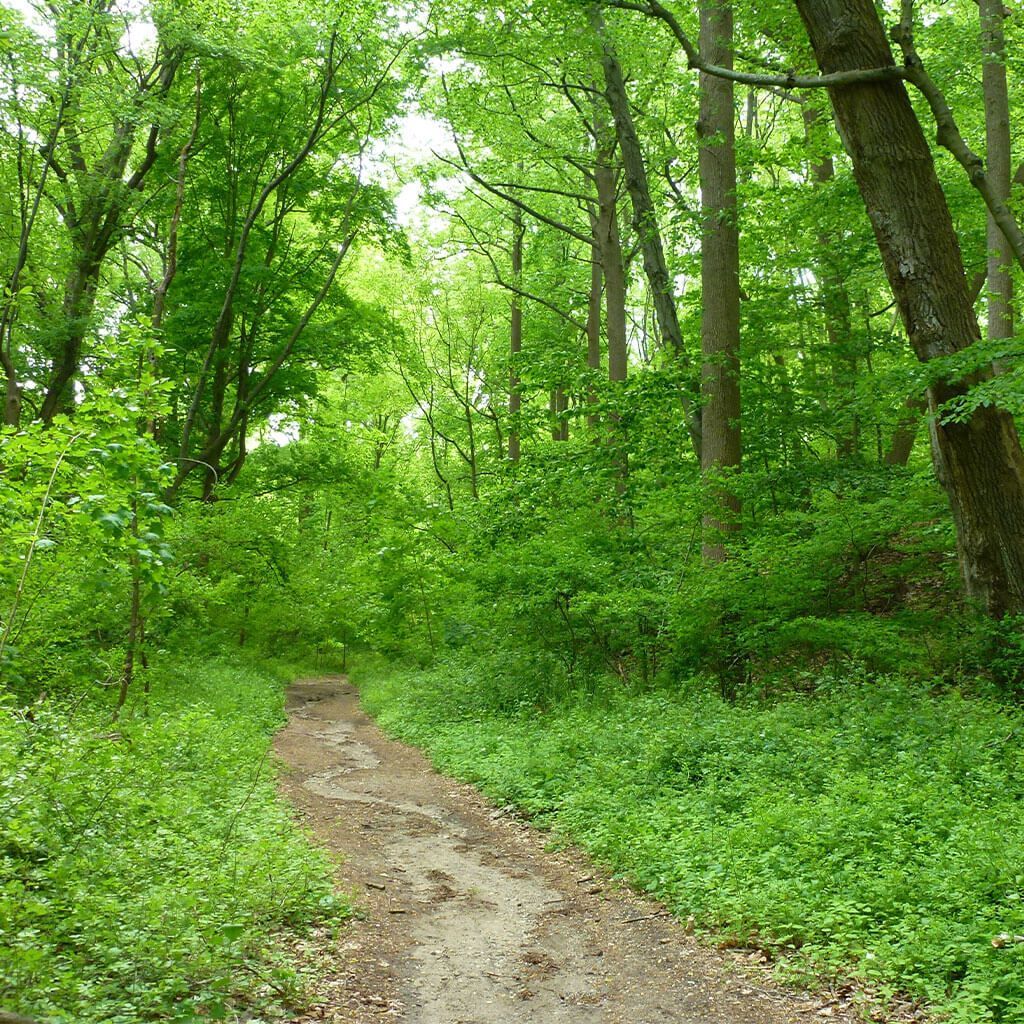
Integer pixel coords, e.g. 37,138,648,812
275,676,865,1024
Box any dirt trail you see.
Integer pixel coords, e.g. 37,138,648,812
275,677,859,1024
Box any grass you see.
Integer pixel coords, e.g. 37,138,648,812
0,658,347,1023
356,659,1024,1023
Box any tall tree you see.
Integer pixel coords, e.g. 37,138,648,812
509,207,524,462
37,1,183,423
795,0,1024,615
698,0,741,561
590,4,702,458
980,0,1013,345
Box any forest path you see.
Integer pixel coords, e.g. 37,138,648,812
276,677,857,1024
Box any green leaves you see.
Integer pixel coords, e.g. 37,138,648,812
0,659,347,1023
361,660,1024,1023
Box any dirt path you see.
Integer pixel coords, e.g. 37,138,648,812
275,677,862,1024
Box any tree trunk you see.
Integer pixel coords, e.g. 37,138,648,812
2,362,20,426
591,4,702,458
550,387,569,441
795,0,1024,616
39,251,104,422
803,105,858,459
509,207,523,463
116,498,142,720
698,0,741,563
981,0,1013,344
884,394,927,467
586,232,603,429
595,147,628,387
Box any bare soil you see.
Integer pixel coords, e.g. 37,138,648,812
274,676,866,1023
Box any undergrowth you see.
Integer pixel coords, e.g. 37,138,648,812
0,659,346,1023
356,658,1024,1023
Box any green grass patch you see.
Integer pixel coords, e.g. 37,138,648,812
0,659,347,1023
357,661,1024,1023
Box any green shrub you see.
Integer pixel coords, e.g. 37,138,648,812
358,661,1024,1023
0,659,346,1024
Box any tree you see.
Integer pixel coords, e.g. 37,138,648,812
697,0,741,561
795,0,1024,616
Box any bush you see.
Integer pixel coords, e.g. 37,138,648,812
0,659,346,1024
358,660,1024,1023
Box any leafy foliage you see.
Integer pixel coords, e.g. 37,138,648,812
359,660,1024,1023
0,660,346,1024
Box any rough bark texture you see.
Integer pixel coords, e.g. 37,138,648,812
698,0,741,563
980,0,1013,343
795,0,1024,616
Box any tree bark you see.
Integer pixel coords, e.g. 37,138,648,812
550,388,569,441
980,0,1013,344
803,104,858,459
795,0,1024,616
509,206,524,463
884,394,928,467
3,359,21,427
594,144,628,387
39,250,104,421
698,0,741,562
586,232,603,428
591,4,702,458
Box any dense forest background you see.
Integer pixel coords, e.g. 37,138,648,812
4,0,1024,1021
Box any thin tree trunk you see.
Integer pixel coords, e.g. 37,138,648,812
177,33,340,476
3,366,20,427
595,153,628,387
1,76,73,426
698,0,741,562
586,232,603,429
981,0,1013,344
117,555,141,717
884,270,989,467
509,206,524,463
803,104,858,459
796,0,1024,616
591,4,702,458
465,401,479,498
550,388,569,441
884,394,928,467
596,146,629,486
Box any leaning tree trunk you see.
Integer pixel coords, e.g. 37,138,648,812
590,4,702,458
698,0,741,563
795,0,1024,616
